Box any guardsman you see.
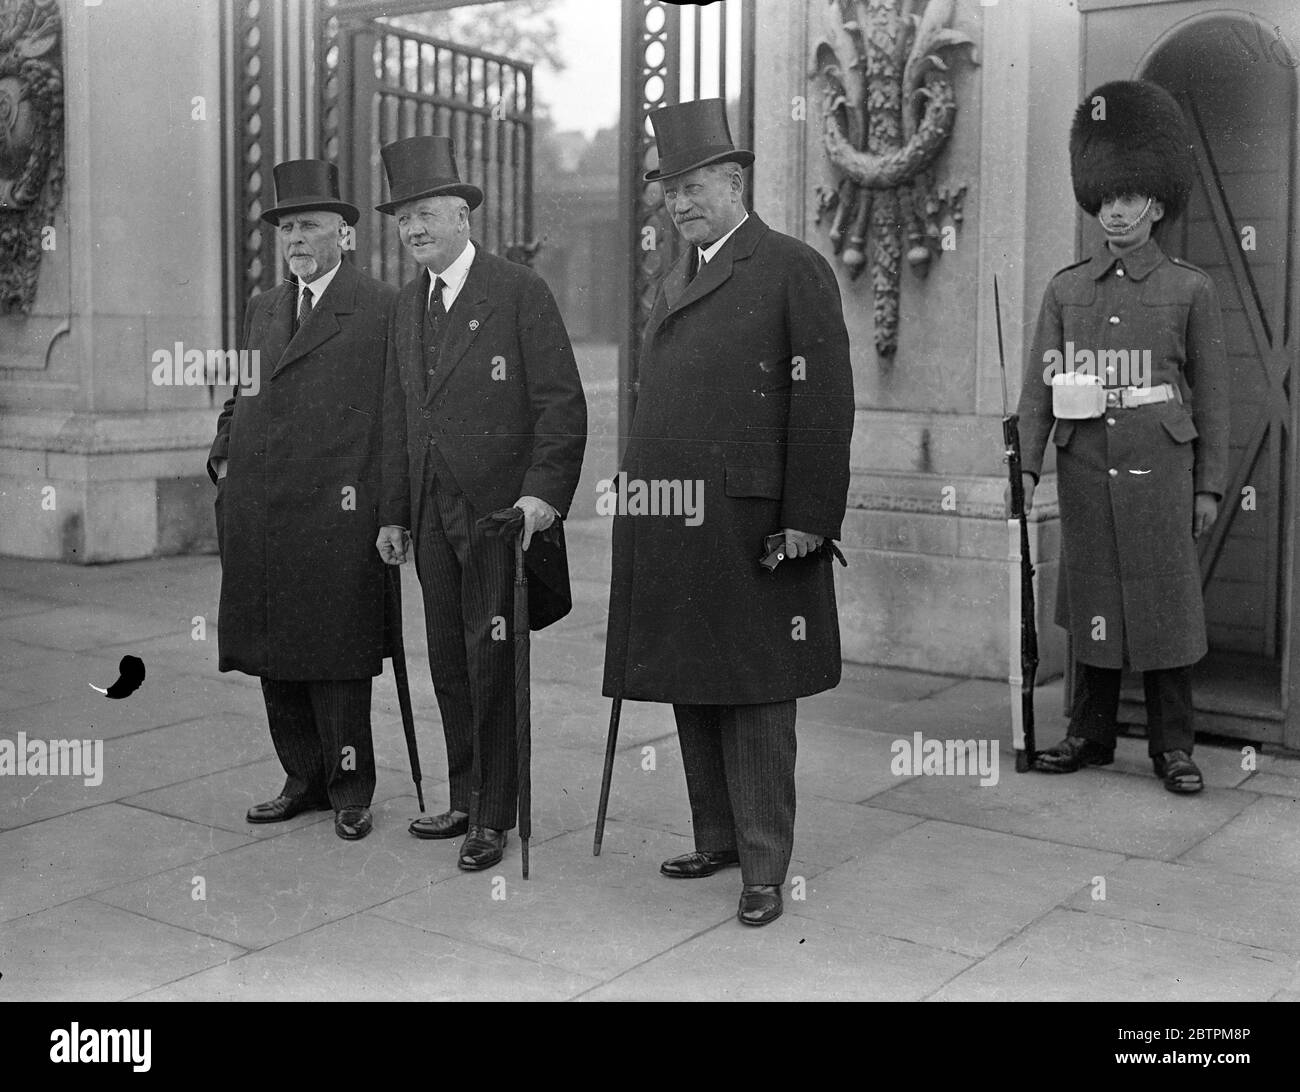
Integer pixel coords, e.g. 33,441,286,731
1017,80,1229,793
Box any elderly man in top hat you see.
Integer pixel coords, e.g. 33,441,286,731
1017,80,1229,792
209,160,399,839
374,136,587,871
602,99,855,926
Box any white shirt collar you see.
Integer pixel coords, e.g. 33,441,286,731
698,212,749,265
298,258,342,305
427,240,476,310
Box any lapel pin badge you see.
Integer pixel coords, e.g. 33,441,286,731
469,319,479,331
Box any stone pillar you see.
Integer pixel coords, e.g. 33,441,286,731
753,0,1083,680
0,0,224,561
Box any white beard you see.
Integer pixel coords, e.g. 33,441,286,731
288,255,319,280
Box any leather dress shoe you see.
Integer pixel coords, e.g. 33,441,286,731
408,810,470,840
1154,750,1204,794
660,849,740,879
335,805,372,840
246,793,330,824
458,826,507,871
738,884,783,926
1033,735,1114,773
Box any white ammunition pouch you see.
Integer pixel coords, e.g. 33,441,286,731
1051,373,1106,419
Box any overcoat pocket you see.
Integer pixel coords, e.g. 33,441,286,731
724,464,783,500
1161,412,1199,444
1052,420,1077,448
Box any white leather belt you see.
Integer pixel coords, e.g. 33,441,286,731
1105,383,1179,409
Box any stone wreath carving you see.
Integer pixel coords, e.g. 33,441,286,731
0,0,64,315
812,0,976,357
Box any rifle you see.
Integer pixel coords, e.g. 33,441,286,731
994,276,1038,772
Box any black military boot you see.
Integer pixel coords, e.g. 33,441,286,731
1033,734,1115,773
1153,750,1203,794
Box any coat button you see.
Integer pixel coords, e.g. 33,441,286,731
1115,267,1125,277
1108,315,1120,324
1106,417,1116,425
1109,468,1118,476
421,409,431,419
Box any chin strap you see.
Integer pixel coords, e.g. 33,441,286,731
1100,197,1154,236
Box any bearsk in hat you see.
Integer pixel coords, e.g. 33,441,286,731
1069,80,1196,224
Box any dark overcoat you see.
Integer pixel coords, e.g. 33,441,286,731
601,213,855,705
209,260,399,680
1018,239,1229,672
377,247,587,629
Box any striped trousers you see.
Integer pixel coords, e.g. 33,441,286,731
260,678,375,809
673,700,797,885
413,465,517,831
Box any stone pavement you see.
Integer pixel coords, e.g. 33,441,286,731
1,517,1298,1002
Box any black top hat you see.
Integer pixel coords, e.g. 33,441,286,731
260,160,359,226
376,136,484,215
1070,80,1195,223
644,98,754,182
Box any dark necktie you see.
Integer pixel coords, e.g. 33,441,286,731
429,276,446,322
296,285,313,332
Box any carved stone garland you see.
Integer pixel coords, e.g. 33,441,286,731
0,0,63,316
811,0,976,358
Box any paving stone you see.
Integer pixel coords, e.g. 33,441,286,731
0,605,180,653
1182,797,1300,883
96,795,464,949
0,804,251,922
0,637,63,671
581,914,972,1001
838,661,958,701
1110,736,1253,789
791,799,923,870
0,593,61,620
0,687,50,714
797,723,924,804
1256,754,1300,779
1,712,275,830
129,913,595,1001
1065,858,1300,955
122,756,431,838
934,909,1294,1001
0,898,242,1001
794,820,1122,957
372,823,739,980
1239,774,1300,799
0,664,263,734
871,759,1253,858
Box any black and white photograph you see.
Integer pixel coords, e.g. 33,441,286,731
0,0,1297,1043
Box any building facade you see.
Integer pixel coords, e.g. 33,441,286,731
1,0,1296,746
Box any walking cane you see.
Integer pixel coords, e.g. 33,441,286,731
513,530,533,879
592,698,622,856
385,563,425,812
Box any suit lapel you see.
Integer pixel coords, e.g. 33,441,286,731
256,284,295,367
645,213,766,348
273,261,358,377
425,252,493,403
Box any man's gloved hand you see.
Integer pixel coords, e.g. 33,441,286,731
376,525,410,565
1193,492,1219,540
783,529,824,558
514,495,557,551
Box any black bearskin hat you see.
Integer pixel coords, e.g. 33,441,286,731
1070,80,1195,223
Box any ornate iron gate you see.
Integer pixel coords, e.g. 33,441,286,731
618,0,756,449
220,0,533,345
334,18,534,288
